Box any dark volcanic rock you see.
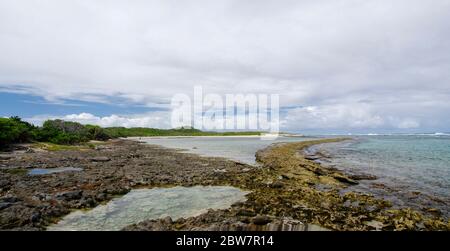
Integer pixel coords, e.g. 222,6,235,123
0,155,13,161
1,196,20,203
162,216,173,225
0,204,39,229
0,139,260,230
30,212,41,223
269,181,284,188
1,138,448,231
0,202,13,210
331,173,359,185
96,193,107,201
25,148,35,153
251,215,272,225
304,155,320,161
89,156,111,162
236,209,256,217
79,198,95,208
349,174,377,181
123,209,324,231
56,190,83,201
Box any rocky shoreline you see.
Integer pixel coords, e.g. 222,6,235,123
1,139,449,231
303,139,450,220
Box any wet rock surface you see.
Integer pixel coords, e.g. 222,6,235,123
88,157,111,162
348,174,378,181
0,140,257,230
123,209,327,231
1,138,449,231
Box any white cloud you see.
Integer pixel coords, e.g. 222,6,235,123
283,104,385,130
1,0,450,131
282,103,424,131
391,118,420,129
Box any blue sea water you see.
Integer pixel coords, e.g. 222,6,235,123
139,136,316,165
140,135,450,218
309,135,450,218
28,167,83,175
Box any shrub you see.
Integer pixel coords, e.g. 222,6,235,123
0,117,36,148
85,125,110,141
36,119,90,144
1,116,261,148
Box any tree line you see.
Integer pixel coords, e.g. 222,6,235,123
0,116,261,148
0,116,110,147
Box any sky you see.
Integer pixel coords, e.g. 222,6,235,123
1,0,450,133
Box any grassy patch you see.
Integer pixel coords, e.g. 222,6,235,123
5,168,28,175
33,142,89,151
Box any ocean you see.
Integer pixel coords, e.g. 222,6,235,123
308,134,450,218
141,135,450,219
139,136,316,165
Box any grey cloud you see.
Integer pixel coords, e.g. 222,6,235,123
1,0,450,131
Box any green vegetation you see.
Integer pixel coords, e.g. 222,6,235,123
33,142,91,151
103,127,262,138
5,168,28,176
0,117,111,148
0,116,37,147
36,120,91,144
0,116,262,149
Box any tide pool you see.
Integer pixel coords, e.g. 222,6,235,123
48,186,248,231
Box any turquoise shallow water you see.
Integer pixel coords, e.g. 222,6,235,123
309,135,450,218
144,135,450,218
48,186,248,231
139,135,449,218
140,136,315,165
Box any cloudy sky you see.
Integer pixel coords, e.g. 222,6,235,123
1,0,450,133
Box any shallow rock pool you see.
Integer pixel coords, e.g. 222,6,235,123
47,186,248,231
28,167,83,175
